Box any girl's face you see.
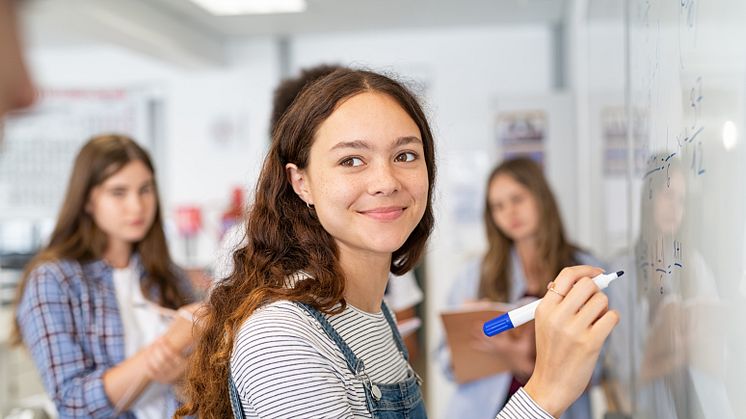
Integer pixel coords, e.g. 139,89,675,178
653,169,685,235
86,160,157,249
287,92,428,261
488,173,540,243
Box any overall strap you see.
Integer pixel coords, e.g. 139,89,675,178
380,301,409,361
228,369,247,419
295,302,366,375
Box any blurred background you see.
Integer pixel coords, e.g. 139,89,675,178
1,0,744,418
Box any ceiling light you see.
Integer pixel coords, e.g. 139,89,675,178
189,0,306,16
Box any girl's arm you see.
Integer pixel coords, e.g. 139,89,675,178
497,266,619,418
17,263,196,416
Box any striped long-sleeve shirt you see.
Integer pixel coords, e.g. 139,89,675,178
231,300,556,418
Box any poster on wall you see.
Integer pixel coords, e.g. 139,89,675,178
0,88,157,215
495,110,546,164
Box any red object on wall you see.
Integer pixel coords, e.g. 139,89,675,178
175,205,202,237
220,187,244,239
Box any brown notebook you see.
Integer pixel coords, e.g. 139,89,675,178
440,302,530,384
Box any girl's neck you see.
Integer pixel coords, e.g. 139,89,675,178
515,237,542,293
103,239,133,269
515,237,538,263
338,247,391,313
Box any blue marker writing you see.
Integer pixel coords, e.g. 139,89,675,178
483,271,624,337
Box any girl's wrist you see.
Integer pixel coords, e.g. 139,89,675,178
523,377,562,418
142,341,159,379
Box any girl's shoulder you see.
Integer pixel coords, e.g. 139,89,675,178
231,301,339,373
243,300,309,325
26,258,84,283
19,258,91,306
235,301,322,346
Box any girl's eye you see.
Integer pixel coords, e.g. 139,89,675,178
340,157,364,167
395,151,417,163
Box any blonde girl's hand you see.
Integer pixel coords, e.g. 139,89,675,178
523,265,619,418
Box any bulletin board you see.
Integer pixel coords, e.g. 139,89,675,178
0,88,157,218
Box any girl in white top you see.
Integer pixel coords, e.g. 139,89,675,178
178,68,619,419
15,135,199,418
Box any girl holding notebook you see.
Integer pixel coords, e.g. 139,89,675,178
439,157,604,419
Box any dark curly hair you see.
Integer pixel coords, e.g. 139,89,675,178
177,68,437,418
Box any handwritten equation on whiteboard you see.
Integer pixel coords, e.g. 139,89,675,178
638,237,684,295
640,0,707,194
635,0,703,298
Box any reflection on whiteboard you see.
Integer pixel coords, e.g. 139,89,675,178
603,0,746,418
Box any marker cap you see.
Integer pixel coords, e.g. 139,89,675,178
483,313,514,337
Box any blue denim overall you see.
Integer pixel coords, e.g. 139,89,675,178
229,301,427,418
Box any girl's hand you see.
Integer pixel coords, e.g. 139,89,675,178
144,336,188,384
523,266,619,417
162,302,203,354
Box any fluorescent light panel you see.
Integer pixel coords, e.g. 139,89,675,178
189,0,307,15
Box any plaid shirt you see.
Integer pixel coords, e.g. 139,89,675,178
16,255,193,418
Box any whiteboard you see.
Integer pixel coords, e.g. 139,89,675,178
602,1,746,418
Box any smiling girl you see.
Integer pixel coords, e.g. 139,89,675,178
179,69,618,419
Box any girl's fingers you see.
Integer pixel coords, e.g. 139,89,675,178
545,266,604,305
559,276,601,315
591,309,620,337
574,291,610,327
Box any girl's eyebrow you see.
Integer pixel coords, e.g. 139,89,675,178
395,136,422,147
104,178,153,191
330,139,370,151
329,136,422,152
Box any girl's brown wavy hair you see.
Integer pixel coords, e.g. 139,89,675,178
11,134,190,345
177,69,436,418
478,157,578,302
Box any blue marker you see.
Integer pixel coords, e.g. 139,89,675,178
483,271,624,337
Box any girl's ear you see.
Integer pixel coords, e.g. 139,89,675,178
285,163,314,206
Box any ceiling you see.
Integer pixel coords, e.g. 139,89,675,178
148,0,567,37
20,0,568,68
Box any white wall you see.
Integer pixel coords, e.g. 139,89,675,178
576,17,628,259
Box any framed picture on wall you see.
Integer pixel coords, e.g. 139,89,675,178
495,110,546,164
